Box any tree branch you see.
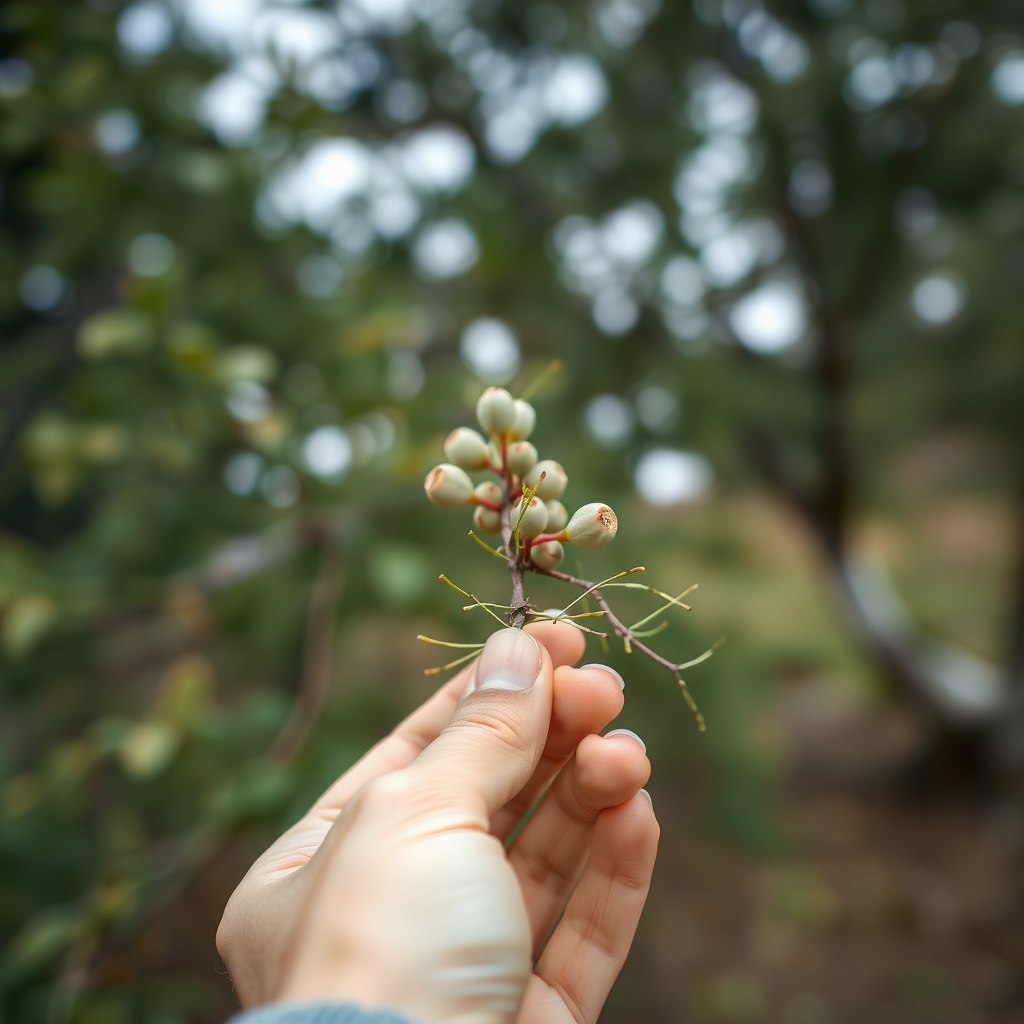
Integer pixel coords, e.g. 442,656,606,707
529,566,706,730
268,540,346,763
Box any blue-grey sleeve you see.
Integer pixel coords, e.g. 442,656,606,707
227,1001,420,1024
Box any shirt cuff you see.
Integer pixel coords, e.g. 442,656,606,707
227,1001,420,1024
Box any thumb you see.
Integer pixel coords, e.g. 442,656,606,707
411,626,552,821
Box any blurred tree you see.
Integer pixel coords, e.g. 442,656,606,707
2,0,1023,1021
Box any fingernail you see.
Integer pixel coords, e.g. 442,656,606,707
582,663,625,690
605,728,646,753
471,627,541,693
640,788,652,805
542,607,563,618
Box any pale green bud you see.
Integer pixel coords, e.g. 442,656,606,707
444,427,491,470
512,495,548,539
544,500,568,532
524,459,568,500
564,502,617,549
475,386,517,436
508,399,536,441
530,539,564,570
473,480,502,504
506,441,538,477
424,463,474,508
473,504,502,534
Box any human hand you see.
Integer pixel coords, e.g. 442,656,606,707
216,620,658,1024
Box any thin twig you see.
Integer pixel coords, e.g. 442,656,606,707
269,542,345,763
532,566,707,730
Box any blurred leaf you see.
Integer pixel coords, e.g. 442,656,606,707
157,654,215,728
214,346,278,384
78,310,154,361
1,593,58,655
118,722,180,780
369,544,432,608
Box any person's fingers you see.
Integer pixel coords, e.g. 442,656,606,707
509,730,650,952
409,626,553,821
490,663,625,841
524,615,586,670
519,791,659,1024
249,622,575,879
309,619,583,818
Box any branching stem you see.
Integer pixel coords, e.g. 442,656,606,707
530,565,707,730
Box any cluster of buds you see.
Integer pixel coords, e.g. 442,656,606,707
424,386,617,571
418,376,713,729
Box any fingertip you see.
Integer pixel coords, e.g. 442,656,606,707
604,728,645,753
595,789,661,860
549,664,624,748
525,618,586,668
574,731,651,804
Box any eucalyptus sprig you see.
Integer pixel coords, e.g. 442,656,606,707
422,382,717,730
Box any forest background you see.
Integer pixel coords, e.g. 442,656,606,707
3,0,1024,1021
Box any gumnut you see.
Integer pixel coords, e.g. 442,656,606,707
530,539,564,570
508,399,536,441
564,502,617,549
475,386,517,437
506,441,538,477
544,500,568,532
444,427,491,470
424,463,474,508
473,504,501,534
472,480,502,505
512,495,548,539
523,459,568,500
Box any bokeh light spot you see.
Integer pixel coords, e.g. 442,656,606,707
226,381,272,423
911,273,965,325
460,318,520,384
20,266,66,313
635,449,713,506
585,395,635,448
303,426,353,479
127,233,175,277
118,2,174,56
993,54,1024,105
412,219,479,278
730,281,807,354
224,452,264,495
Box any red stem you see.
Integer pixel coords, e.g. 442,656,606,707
532,531,565,546
470,497,502,511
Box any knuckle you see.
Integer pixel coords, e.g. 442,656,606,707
358,769,415,809
452,701,535,758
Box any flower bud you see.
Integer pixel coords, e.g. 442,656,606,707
564,503,617,550
473,504,501,534
544,500,568,532
443,427,491,470
512,495,548,539
473,480,502,504
476,386,517,436
530,539,564,570
524,459,568,500
424,463,474,508
508,399,536,441
506,441,538,477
